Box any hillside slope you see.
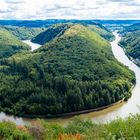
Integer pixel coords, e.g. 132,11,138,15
0,28,30,58
120,23,140,35
0,24,135,117
31,24,71,45
2,26,45,40
31,23,114,45
119,23,140,66
87,24,114,41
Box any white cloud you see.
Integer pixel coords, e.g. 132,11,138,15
0,0,140,19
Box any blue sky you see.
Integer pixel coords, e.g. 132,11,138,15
0,0,140,20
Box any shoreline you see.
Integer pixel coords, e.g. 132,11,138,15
16,98,125,119
119,42,140,67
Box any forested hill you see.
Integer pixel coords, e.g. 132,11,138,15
119,23,140,66
31,24,71,45
86,24,114,41
0,24,135,117
0,21,114,41
31,23,114,45
0,28,30,58
120,23,140,35
2,26,45,40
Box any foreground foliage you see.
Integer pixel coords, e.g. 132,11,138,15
2,114,140,140
0,121,33,140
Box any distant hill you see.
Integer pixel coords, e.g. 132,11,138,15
2,26,45,40
31,24,71,45
120,22,140,36
86,24,114,41
126,23,140,31
0,28,30,58
119,23,140,66
0,19,140,27
0,20,114,41
31,23,114,45
0,24,135,117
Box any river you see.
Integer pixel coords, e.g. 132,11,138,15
22,40,41,51
0,33,140,125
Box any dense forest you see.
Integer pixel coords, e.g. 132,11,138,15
2,26,46,40
0,27,30,58
0,23,135,117
119,23,140,66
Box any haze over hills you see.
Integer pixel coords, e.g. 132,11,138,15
0,20,140,27
120,23,140,35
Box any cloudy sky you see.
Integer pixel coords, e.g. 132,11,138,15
0,0,140,20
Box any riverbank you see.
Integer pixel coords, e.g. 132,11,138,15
119,41,140,67
124,50,140,67
19,98,125,119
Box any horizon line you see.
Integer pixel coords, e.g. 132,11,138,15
0,19,140,21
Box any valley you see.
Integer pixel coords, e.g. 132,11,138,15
0,20,140,139
0,25,139,126
0,23,135,119
0,0,140,139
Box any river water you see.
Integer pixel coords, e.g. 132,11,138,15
22,40,41,51
0,33,140,125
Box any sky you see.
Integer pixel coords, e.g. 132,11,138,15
0,0,140,20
